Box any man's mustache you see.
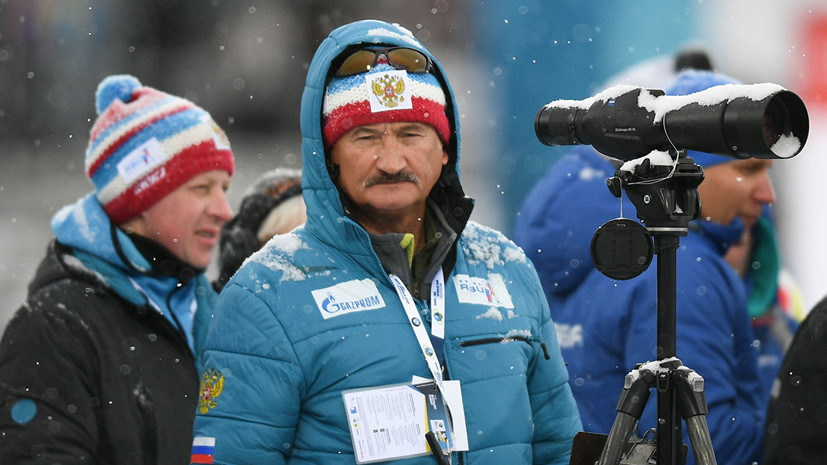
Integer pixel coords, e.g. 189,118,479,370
364,171,420,187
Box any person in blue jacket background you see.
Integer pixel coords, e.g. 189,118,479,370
191,19,581,465
514,69,773,465
723,203,802,408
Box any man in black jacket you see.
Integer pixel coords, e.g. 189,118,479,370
0,74,234,464
764,297,827,464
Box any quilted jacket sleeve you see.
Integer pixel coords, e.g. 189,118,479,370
192,281,304,465
524,263,583,465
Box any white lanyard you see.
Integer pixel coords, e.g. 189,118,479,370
388,271,447,393
389,271,469,458
430,268,446,340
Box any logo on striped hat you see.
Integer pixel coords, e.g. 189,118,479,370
368,70,413,111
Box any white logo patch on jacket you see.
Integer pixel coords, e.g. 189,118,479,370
312,279,386,319
452,274,514,308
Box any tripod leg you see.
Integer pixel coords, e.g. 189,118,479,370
597,368,655,465
597,413,638,465
675,366,717,465
685,415,717,465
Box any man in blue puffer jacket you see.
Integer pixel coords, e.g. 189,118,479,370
514,69,773,465
191,19,581,465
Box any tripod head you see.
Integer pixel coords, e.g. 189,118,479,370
609,151,703,231
591,150,703,281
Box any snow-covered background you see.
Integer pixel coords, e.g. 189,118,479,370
1,0,826,330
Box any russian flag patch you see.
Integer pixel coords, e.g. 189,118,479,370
190,436,215,464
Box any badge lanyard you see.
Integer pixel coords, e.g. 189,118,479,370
386,271,469,459
388,269,447,396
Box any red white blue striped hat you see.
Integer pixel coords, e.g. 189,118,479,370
322,63,450,149
86,75,235,224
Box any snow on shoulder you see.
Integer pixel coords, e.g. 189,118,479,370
461,221,527,270
249,233,309,283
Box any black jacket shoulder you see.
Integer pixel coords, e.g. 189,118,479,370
764,296,827,465
0,240,199,465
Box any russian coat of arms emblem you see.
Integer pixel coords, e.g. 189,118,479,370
371,73,406,108
198,367,225,414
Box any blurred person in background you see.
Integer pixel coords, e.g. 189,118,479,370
190,19,581,465
723,205,803,406
213,168,305,291
763,278,827,464
514,68,775,465
0,75,234,464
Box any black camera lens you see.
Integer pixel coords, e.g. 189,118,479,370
536,86,808,161
762,98,787,148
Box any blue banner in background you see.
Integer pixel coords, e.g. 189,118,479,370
470,1,701,234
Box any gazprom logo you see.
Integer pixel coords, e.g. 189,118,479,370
312,279,386,320
453,274,514,308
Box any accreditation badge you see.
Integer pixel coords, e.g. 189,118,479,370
342,380,463,463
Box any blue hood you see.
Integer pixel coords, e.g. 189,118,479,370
52,194,154,305
514,146,627,295
299,20,472,254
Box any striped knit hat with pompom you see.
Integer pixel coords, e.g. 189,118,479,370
322,62,450,149
86,75,235,224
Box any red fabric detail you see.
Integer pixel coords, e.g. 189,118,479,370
189,453,214,464
323,97,450,149
103,141,234,224
797,14,827,106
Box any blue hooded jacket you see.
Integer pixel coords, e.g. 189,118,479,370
52,193,215,355
192,20,581,465
514,73,766,465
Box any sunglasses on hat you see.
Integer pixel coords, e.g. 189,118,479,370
334,47,432,77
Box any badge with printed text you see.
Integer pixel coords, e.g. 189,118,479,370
452,274,514,308
342,381,462,463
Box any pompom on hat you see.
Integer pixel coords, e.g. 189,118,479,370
86,74,235,224
322,61,451,149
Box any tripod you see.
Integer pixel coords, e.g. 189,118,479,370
593,151,717,465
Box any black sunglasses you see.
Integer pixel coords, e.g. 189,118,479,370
334,47,432,77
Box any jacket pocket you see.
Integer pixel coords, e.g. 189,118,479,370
460,335,551,359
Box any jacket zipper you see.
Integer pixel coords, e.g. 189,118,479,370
460,336,551,360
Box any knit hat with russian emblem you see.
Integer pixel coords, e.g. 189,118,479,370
86,74,235,224
322,62,451,149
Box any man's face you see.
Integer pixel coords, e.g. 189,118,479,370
124,169,233,268
329,122,448,228
698,158,775,228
